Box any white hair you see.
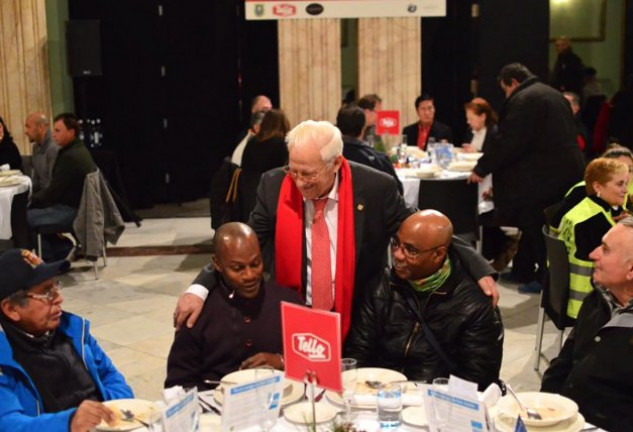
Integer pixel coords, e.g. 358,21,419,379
286,120,343,163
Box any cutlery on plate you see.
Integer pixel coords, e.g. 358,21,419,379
120,409,150,427
505,385,543,421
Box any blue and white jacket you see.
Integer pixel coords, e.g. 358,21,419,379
0,312,133,431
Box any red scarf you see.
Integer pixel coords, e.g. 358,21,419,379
274,158,356,339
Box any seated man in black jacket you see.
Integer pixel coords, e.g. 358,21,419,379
344,210,503,390
165,222,303,390
541,217,633,432
337,105,403,195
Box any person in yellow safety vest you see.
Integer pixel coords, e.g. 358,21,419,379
557,158,630,318
550,145,633,231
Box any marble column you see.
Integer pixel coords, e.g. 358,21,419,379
358,17,421,129
0,0,52,153
278,19,342,125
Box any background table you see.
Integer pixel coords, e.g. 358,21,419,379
0,176,32,247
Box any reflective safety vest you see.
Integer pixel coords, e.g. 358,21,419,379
558,198,615,318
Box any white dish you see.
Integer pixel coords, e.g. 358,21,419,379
212,372,303,407
0,170,21,177
493,411,584,432
447,161,477,172
460,152,484,161
401,406,427,427
325,367,408,409
0,177,21,187
283,401,339,425
97,399,158,431
495,392,578,427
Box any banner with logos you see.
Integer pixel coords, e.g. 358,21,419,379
281,302,342,392
245,0,446,20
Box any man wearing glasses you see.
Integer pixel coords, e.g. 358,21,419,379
175,121,498,338
0,249,132,431
345,210,503,389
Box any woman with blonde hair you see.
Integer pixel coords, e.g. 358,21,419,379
558,157,629,318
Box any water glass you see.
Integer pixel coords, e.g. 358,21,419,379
147,411,164,432
432,377,451,431
255,366,278,432
377,382,402,429
341,358,358,422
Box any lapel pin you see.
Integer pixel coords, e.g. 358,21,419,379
357,204,364,211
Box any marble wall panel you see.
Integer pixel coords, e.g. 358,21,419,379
0,0,52,153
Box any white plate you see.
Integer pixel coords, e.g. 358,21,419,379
460,152,484,161
447,161,477,172
0,177,21,187
402,406,427,428
0,170,21,177
212,372,303,407
493,411,585,432
325,368,408,409
495,392,578,427
97,399,158,431
283,401,339,425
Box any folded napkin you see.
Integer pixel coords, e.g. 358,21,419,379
0,164,9,172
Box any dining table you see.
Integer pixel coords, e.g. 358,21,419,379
0,174,32,247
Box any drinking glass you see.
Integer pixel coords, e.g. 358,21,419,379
341,358,358,422
432,377,451,431
255,366,277,432
377,382,402,428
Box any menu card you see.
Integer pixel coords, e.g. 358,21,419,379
221,371,283,431
162,387,199,432
423,375,490,432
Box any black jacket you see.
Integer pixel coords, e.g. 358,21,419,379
31,139,96,209
402,120,453,149
344,248,503,390
473,78,584,222
0,137,22,171
342,136,403,195
541,289,633,432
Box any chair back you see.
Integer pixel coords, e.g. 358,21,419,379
542,225,576,330
543,201,565,229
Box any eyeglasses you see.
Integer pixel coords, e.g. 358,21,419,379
390,237,443,259
25,282,63,303
282,162,331,183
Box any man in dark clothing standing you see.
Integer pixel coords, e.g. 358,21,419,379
551,36,584,96
27,113,96,260
469,63,585,293
336,105,403,195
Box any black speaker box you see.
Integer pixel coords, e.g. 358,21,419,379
67,20,102,77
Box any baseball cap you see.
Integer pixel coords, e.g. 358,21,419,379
0,249,69,300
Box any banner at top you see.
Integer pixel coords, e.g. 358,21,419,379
245,0,446,20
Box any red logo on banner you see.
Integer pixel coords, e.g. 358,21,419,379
282,303,342,392
376,110,400,135
292,333,331,362
273,4,296,17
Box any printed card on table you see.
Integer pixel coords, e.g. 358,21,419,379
376,110,400,135
281,302,342,392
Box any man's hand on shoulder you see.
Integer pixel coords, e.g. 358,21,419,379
240,353,284,371
173,293,204,330
478,275,500,307
71,400,114,432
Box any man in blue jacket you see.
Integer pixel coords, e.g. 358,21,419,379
0,249,133,431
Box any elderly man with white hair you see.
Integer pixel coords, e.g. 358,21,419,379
175,120,499,338
542,216,633,432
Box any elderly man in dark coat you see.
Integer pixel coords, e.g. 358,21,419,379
469,63,585,293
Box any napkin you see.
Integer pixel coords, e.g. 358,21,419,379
0,164,9,172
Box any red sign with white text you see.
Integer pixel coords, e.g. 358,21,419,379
281,302,342,392
376,110,400,135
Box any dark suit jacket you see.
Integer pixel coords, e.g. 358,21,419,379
402,120,453,149
342,136,403,195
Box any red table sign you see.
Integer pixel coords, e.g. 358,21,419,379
281,302,342,392
376,110,400,135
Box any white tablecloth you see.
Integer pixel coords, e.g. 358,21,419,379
0,175,31,240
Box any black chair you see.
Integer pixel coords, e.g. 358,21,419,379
543,201,565,229
417,178,478,241
533,225,576,372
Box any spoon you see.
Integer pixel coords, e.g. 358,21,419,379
505,385,543,421
120,409,150,427
365,380,382,389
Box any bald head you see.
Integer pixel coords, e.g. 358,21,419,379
24,112,49,144
392,210,453,281
212,222,259,259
